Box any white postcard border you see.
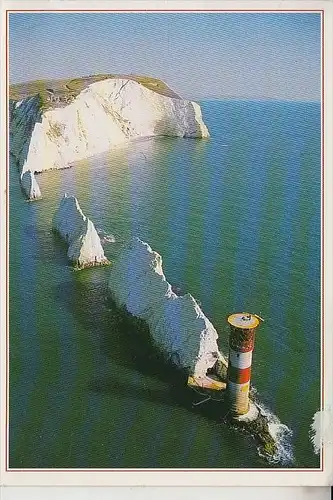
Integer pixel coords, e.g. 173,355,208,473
1,0,332,487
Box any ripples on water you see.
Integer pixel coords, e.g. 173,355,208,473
9,100,321,468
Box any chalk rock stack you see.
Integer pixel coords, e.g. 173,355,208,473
52,194,109,269
108,237,227,377
20,171,42,200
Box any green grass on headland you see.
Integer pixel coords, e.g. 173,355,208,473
9,73,181,109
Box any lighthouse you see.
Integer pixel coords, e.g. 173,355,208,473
227,312,260,416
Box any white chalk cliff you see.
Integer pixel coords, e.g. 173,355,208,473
52,194,109,268
108,237,227,377
10,95,43,200
20,170,41,200
10,78,209,181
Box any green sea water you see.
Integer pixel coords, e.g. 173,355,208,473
9,100,321,468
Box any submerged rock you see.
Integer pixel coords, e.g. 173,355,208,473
108,237,227,376
52,194,109,269
20,170,42,200
227,403,278,458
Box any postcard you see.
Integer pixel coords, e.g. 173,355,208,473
1,0,332,487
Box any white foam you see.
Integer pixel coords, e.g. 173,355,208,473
257,402,294,465
234,401,259,422
97,228,117,244
103,235,116,243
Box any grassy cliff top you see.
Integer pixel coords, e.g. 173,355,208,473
9,73,181,107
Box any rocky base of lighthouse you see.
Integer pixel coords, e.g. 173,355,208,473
104,237,279,461
186,383,278,459
103,292,278,460
225,402,278,457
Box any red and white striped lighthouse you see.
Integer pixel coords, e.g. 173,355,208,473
227,313,260,416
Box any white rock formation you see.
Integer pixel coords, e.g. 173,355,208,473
52,194,109,268
10,78,210,178
10,95,44,199
20,170,42,200
108,237,227,377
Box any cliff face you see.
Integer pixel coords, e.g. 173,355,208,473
10,95,44,200
108,237,227,377
52,194,109,268
10,94,43,164
21,171,41,200
10,78,209,178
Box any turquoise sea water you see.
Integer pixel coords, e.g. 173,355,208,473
9,100,321,468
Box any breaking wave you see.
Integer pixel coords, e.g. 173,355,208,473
96,227,116,243
102,234,116,243
256,401,294,466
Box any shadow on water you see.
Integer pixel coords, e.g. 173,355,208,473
88,373,231,426
53,271,233,426
22,220,71,269
52,273,290,468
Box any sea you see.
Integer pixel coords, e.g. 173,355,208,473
9,99,321,469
